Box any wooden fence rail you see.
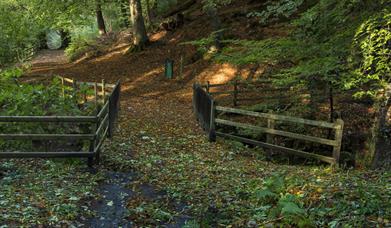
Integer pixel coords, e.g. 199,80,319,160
201,80,349,108
202,80,294,107
0,78,121,167
193,83,344,166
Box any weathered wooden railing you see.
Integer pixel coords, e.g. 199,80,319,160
193,83,344,166
0,78,121,167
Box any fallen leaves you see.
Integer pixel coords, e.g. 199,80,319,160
0,160,102,225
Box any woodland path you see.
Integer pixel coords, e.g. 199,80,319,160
27,48,206,226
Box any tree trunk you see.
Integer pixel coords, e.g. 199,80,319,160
96,1,107,35
120,0,130,28
369,84,391,168
129,0,148,49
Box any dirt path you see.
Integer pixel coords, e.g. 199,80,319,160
30,49,68,66
26,47,200,226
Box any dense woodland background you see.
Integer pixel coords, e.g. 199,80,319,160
0,0,390,226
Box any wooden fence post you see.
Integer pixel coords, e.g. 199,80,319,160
209,99,216,142
192,83,196,113
72,78,77,93
83,87,87,104
102,79,106,103
95,116,101,165
88,138,95,167
233,80,238,107
180,54,184,79
108,90,113,138
333,119,344,167
94,82,98,114
266,112,275,158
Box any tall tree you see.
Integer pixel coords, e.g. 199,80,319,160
129,0,148,49
96,1,107,35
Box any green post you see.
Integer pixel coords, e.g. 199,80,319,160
165,59,174,79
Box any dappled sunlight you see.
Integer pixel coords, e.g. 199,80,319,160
197,63,238,84
92,44,130,63
150,31,167,42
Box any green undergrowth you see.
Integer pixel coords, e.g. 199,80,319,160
0,69,96,117
64,26,100,62
0,68,96,151
99,112,391,227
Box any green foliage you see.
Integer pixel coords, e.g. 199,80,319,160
202,0,232,9
182,30,227,54
0,1,42,66
0,69,94,117
0,0,129,66
0,68,96,151
216,39,296,65
247,0,304,25
65,25,99,61
251,173,308,225
205,0,390,97
350,11,391,87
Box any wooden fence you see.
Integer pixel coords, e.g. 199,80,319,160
0,78,121,167
193,83,344,166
